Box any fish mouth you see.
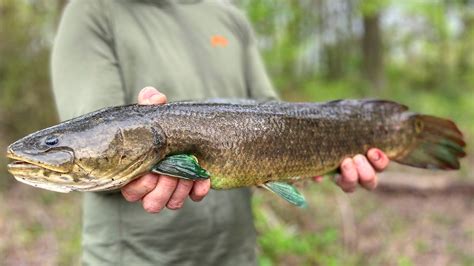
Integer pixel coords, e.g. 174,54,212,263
6,148,77,193
6,147,71,174
7,160,44,171
10,172,75,193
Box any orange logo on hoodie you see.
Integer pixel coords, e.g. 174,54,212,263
211,35,228,47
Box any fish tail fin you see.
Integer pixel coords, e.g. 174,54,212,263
395,114,466,170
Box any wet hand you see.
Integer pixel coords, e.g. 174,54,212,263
121,87,211,213
313,149,389,192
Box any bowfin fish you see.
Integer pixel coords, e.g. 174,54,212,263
6,99,466,206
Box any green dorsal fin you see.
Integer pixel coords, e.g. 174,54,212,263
151,154,210,180
261,182,307,208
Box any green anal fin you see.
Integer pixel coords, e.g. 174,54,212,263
151,154,210,180
262,182,307,208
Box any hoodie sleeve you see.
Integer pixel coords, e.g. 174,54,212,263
51,0,125,121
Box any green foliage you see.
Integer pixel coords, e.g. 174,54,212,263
257,226,339,265
1,0,473,265
252,192,352,266
397,256,415,266
0,0,59,188
401,1,450,39
240,0,474,149
360,0,389,16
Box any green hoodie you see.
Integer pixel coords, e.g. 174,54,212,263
51,0,277,265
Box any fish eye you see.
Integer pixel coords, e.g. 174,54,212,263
44,136,59,146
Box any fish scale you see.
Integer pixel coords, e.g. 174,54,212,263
6,99,466,197
155,101,413,188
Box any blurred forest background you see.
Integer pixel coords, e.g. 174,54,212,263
0,0,473,265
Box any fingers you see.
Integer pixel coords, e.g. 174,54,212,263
142,175,178,213
367,148,389,171
338,158,358,192
138,86,167,105
354,154,378,191
336,148,389,193
123,174,210,213
166,179,194,210
121,173,159,202
190,179,211,202
142,177,210,212
338,155,377,192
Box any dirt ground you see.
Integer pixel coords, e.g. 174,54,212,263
355,188,473,266
0,166,472,266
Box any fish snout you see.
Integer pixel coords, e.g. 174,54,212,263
7,144,75,173
6,145,14,159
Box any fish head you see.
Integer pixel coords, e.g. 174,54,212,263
6,106,166,192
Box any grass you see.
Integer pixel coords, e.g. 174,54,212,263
253,177,474,265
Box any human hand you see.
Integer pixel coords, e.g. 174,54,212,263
313,149,389,192
121,87,211,213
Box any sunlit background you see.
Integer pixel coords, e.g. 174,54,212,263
1,0,473,265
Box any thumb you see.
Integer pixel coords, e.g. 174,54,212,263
138,86,167,105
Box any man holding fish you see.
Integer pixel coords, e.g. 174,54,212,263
49,0,389,265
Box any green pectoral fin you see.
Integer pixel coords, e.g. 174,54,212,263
261,182,307,208
151,154,210,180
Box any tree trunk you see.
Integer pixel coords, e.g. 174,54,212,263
362,13,384,93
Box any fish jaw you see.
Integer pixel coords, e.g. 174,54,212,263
6,143,75,174
13,174,74,193
7,159,77,192
6,148,158,193
7,161,125,193
7,148,86,192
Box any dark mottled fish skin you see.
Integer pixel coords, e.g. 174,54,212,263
6,99,466,192
155,100,417,188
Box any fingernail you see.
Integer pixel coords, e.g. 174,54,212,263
139,86,153,97
142,86,156,93
144,203,161,213
167,201,182,209
150,93,164,103
139,86,159,101
371,151,381,161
